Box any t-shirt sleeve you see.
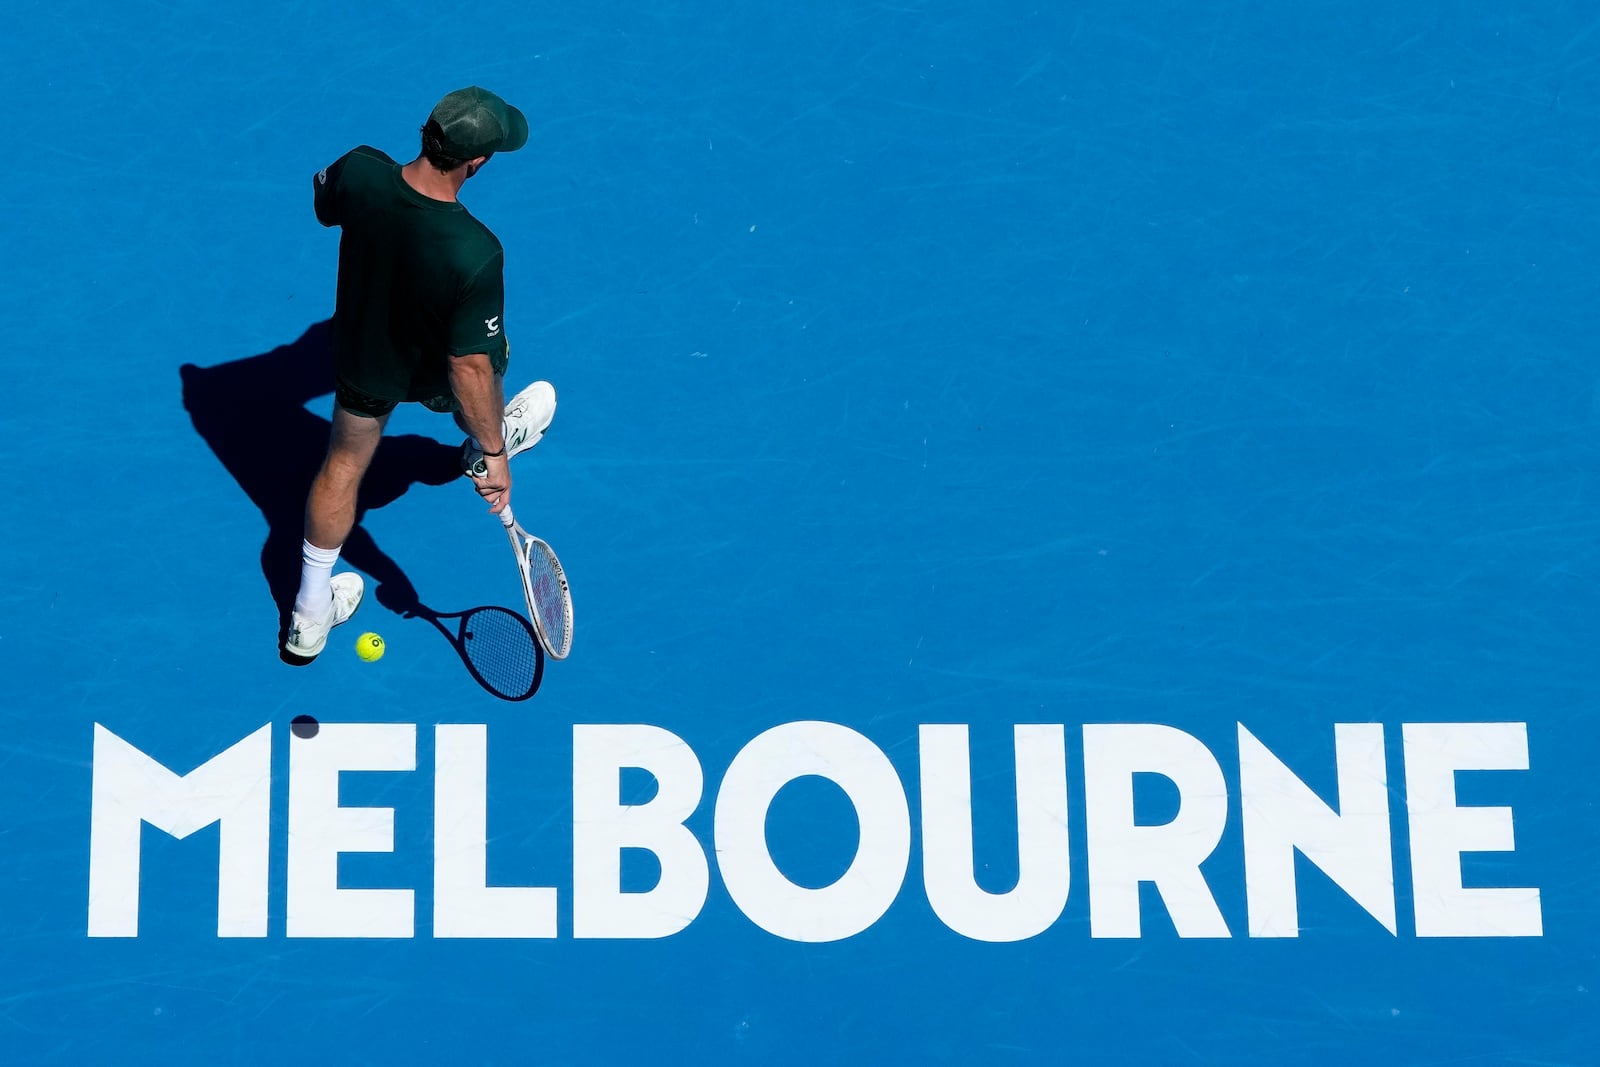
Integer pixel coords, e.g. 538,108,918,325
448,250,510,359
312,152,347,227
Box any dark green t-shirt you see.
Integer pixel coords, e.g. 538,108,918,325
314,146,510,403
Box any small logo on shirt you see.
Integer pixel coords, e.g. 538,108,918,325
316,168,328,185
485,316,501,337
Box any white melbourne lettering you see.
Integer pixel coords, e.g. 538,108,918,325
85,720,1544,941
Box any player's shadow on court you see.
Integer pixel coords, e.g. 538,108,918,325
181,320,546,698
180,320,459,655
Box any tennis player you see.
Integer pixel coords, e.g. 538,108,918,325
286,87,556,661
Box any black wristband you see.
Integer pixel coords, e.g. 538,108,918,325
480,445,506,457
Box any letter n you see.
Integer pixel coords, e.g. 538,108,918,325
88,724,272,937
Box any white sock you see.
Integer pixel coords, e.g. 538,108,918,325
294,541,342,620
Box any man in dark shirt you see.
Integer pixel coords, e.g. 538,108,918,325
286,87,556,660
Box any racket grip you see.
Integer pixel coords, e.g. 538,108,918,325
499,504,517,529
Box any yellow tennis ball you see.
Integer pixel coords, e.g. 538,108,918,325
355,632,385,662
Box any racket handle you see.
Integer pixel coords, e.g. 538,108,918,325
499,503,517,529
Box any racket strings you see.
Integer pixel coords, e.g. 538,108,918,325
505,515,574,661
524,547,572,658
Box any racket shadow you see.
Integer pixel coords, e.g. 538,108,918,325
407,604,545,702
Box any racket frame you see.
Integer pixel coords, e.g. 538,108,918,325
499,504,573,660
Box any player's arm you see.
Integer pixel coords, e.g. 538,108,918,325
449,249,513,512
450,352,511,514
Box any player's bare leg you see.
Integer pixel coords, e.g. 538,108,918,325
305,406,388,548
285,407,387,659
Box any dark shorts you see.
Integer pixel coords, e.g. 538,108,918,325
334,347,511,419
335,378,457,418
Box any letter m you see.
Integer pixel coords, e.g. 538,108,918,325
88,724,271,937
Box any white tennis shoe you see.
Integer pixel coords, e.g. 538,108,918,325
284,572,365,660
461,380,557,478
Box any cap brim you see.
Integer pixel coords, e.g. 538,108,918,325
499,104,530,153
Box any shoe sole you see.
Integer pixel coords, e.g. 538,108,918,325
462,383,556,476
505,385,557,457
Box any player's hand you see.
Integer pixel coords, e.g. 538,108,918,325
471,453,511,514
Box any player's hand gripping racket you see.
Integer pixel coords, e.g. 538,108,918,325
498,503,573,660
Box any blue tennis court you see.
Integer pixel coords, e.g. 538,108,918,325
3,2,1597,1063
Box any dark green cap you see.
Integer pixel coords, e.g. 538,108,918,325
429,87,529,158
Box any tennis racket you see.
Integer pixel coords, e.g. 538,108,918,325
498,503,573,660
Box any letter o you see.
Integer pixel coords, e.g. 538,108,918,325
714,721,910,942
